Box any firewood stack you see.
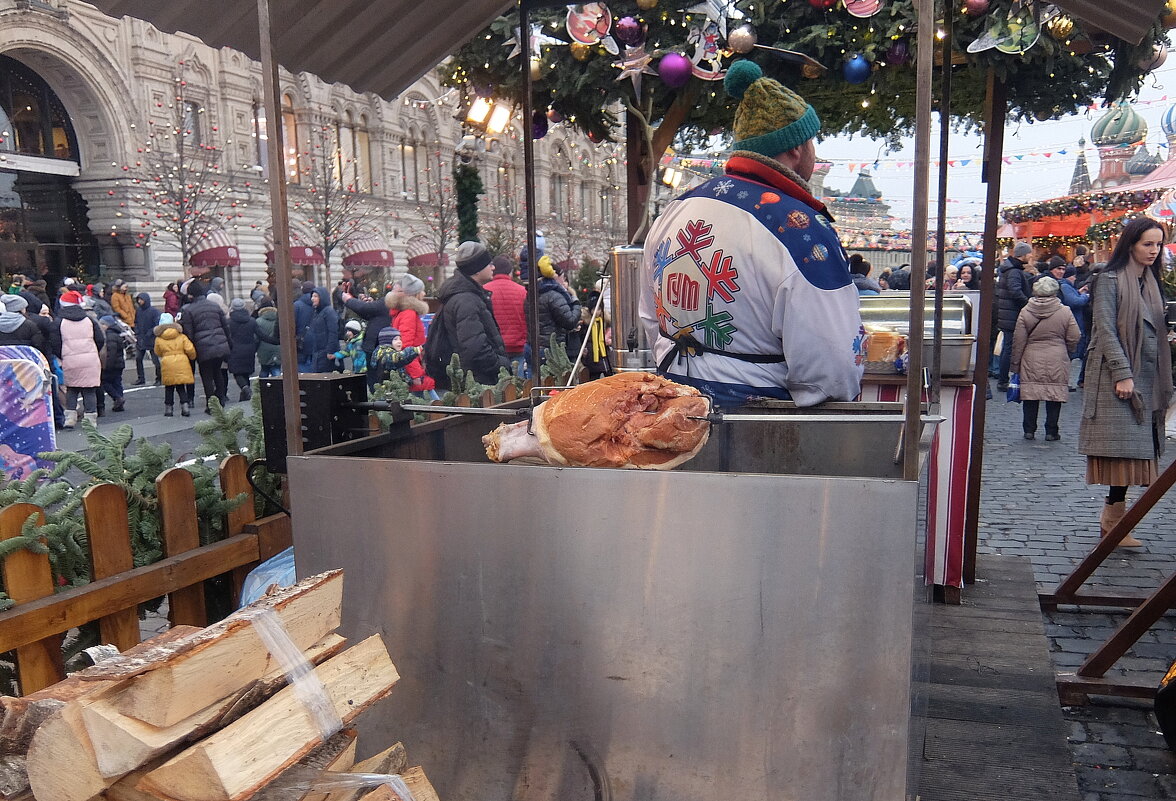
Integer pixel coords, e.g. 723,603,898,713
0,571,436,801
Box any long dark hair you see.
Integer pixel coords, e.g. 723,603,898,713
1103,217,1166,283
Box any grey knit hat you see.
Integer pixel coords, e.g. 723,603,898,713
1013,242,1033,258
455,241,492,276
398,273,425,296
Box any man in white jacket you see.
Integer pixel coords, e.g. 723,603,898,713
640,60,865,408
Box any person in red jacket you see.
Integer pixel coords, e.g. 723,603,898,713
387,273,435,393
485,255,527,376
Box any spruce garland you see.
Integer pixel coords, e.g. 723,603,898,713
453,163,485,244
446,1,1168,147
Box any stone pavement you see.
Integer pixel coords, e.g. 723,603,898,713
975,378,1176,801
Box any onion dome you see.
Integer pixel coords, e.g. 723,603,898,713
1126,143,1162,176
1091,102,1147,147
1163,102,1176,138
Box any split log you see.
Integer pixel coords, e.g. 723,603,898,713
24,633,345,801
79,634,346,780
353,767,438,801
101,571,343,728
351,744,407,778
105,728,357,801
308,743,407,801
138,635,399,801
0,627,201,801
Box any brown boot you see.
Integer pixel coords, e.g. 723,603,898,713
1101,500,1142,547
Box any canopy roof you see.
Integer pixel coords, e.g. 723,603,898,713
88,0,513,99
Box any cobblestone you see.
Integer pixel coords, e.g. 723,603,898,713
978,381,1176,799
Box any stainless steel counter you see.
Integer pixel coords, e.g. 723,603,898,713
289,408,928,801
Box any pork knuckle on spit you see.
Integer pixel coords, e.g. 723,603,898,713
482,372,711,469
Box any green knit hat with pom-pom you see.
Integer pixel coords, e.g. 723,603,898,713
724,60,820,158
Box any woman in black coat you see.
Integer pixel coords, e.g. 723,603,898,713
226,298,261,401
179,281,231,411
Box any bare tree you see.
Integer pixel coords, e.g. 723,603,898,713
547,196,591,274
130,60,252,264
405,142,459,287
288,122,389,286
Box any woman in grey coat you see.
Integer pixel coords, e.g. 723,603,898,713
1078,218,1174,547
1012,276,1080,442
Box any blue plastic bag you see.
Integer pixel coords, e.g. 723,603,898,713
1006,373,1021,403
239,546,297,607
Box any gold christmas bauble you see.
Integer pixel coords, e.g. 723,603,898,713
802,64,823,79
570,42,591,61
636,0,658,9
530,58,544,80
1165,1,1176,28
1045,14,1073,40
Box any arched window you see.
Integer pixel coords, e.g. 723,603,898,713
337,110,356,189
181,101,202,147
550,147,571,216
251,101,268,177
0,55,78,161
281,93,300,183
400,128,420,201
356,114,372,193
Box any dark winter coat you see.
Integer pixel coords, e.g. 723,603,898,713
303,287,339,372
1011,297,1080,403
99,321,127,372
293,290,316,360
996,257,1032,331
226,307,261,376
0,315,43,352
344,294,393,354
163,288,181,315
134,293,161,352
180,296,231,362
527,277,581,346
255,306,281,368
434,273,510,385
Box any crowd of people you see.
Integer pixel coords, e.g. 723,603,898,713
0,237,612,429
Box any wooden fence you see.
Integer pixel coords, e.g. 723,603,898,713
0,453,291,695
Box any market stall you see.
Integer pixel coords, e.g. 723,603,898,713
75,2,1173,800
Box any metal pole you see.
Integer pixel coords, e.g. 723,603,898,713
568,276,610,383
963,69,1007,585
257,0,303,457
932,8,953,402
520,1,543,378
904,0,935,481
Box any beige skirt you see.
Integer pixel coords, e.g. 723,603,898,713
1086,455,1158,487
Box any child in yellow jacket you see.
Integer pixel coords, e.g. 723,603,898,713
153,313,197,416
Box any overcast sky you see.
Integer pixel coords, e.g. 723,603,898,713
814,59,1176,232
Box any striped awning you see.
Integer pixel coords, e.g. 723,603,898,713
341,235,394,268
265,245,325,266
263,227,325,266
406,252,449,267
87,0,513,100
189,228,240,268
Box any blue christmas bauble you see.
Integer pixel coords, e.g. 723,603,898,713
843,54,871,84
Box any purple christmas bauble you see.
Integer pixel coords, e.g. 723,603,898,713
531,110,548,139
963,0,989,17
885,40,909,67
843,53,871,84
615,16,645,47
659,53,693,89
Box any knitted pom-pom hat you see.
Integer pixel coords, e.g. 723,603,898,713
724,60,820,158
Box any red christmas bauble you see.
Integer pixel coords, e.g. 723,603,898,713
808,0,836,9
